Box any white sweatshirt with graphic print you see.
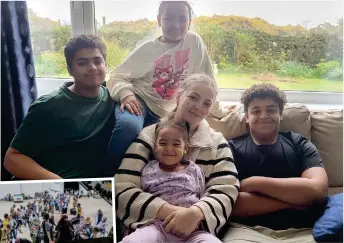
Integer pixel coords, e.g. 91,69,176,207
107,31,217,118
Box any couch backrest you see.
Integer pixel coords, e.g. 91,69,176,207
310,110,343,187
206,104,343,187
206,104,311,139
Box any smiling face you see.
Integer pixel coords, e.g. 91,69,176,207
175,82,216,130
246,98,281,140
157,2,191,43
155,126,187,167
68,48,106,89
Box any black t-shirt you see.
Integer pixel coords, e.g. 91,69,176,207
229,131,324,229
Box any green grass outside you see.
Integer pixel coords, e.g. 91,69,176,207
34,65,343,93
216,71,343,92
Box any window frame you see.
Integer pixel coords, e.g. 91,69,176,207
70,1,96,36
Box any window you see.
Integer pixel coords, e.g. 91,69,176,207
94,0,343,94
27,0,72,95
26,0,342,104
94,0,159,80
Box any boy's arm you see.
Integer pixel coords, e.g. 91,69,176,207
240,137,328,206
232,192,296,217
241,169,328,206
4,148,61,179
5,100,62,180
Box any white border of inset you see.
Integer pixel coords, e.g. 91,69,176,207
0,177,116,241
0,177,114,185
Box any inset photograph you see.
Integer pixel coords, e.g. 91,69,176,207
0,179,114,243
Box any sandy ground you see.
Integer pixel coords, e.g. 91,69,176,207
0,195,113,241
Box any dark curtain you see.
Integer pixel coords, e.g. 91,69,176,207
1,1,37,181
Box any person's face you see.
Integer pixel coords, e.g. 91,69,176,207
175,82,215,128
157,2,190,42
67,48,106,89
246,98,281,138
155,127,187,166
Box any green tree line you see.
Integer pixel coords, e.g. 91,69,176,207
29,8,343,81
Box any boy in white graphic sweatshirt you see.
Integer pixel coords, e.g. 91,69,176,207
107,1,217,173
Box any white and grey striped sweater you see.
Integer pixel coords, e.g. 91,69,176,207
115,120,240,238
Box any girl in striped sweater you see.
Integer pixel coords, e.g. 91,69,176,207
115,74,239,241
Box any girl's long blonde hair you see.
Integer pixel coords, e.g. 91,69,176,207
164,73,218,121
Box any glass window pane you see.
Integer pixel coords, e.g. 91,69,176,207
95,0,343,92
27,0,71,79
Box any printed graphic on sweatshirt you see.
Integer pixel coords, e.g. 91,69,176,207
152,49,190,99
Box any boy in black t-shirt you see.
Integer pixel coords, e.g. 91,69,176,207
229,83,329,230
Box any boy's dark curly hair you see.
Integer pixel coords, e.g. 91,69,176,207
241,83,287,114
64,34,107,69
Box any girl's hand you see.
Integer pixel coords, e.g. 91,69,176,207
157,204,185,220
163,206,203,237
120,95,142,115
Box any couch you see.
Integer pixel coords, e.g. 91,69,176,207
206,103,343,243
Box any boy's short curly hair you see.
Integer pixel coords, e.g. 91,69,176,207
241,83,287,114
64,34,107,69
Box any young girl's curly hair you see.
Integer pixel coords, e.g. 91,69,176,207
155,121,190,143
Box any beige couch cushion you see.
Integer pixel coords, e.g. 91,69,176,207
328,187,343,196
279,104,311,140
206,103,311,140
223,223,315,243
206,105,247,140
311,110,343,187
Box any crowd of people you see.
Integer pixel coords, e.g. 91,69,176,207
0,190,111,242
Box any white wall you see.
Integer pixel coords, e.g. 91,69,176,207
49,182,64,193
0,182,64,198
0,184,21,198
22,183,45,196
